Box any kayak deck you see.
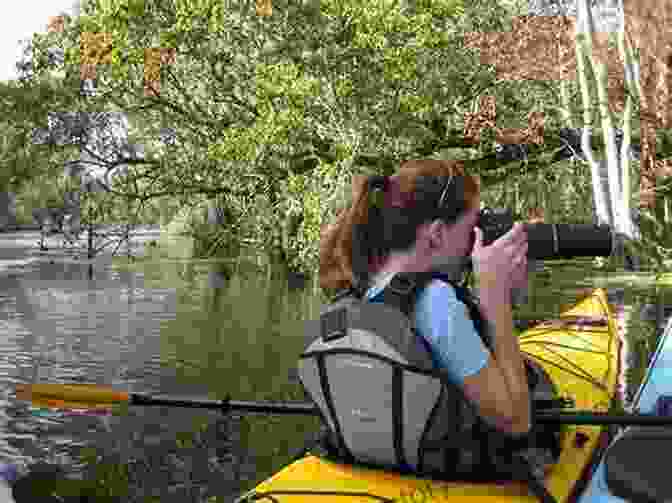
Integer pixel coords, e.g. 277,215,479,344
240,289,621,503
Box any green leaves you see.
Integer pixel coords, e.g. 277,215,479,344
208,129,258,162
10,0,573,275
629,195,672,271
127,0,146,17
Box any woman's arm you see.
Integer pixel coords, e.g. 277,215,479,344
416,281,530,435
476,287,531,434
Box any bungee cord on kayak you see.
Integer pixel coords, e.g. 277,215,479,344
235,489,397,503
520,350,611,393
519,295,617,392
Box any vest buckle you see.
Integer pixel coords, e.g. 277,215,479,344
321,307,348,342
388,275,416,295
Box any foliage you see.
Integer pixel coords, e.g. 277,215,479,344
0,79,77,193
14,0,607,275
185,197,244,259
275,159,352,271
627,191,672,273
480,157,596,224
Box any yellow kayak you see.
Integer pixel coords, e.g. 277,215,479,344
240,289,621,503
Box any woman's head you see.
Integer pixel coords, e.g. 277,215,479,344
320,159,480,290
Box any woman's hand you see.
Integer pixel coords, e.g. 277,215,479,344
472,223,528,294
509,225,530,292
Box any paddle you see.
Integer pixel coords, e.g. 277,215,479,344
15,383,318,415
15,383,672,426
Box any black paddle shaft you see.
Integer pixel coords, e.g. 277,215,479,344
129,395,672,425
535,411,672,426
129,394,320,415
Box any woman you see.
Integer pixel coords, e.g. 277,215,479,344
319,159,531,436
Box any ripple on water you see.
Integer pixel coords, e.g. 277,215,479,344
0,257,244,496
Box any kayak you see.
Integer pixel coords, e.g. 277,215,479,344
238,288,622,503
577,314,672,503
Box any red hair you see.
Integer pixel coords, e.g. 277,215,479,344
319,160,480,291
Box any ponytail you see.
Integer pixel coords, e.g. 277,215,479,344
319,159,476,292
319,175,373,290
351,176,388,292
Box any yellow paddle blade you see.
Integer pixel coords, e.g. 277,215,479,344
16,384,130,409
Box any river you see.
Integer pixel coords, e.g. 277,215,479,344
0,227,668,501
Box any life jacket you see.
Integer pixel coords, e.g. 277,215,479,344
298,272,567,498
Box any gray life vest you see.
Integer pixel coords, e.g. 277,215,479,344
298,272,566,487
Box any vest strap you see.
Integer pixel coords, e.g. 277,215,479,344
392,367,409,470
379,272,494,353
317,354,355,464
443,385,463,472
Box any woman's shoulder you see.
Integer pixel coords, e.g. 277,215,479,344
420,278,459,299
414,277,488,379
416,278,466,313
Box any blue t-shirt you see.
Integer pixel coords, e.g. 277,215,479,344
366,276,490,384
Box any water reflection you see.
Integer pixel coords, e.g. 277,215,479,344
0,230,321,500
0,260,182,474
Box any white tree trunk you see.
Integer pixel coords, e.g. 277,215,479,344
576,0,640,241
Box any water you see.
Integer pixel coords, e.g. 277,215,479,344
0,228,668,501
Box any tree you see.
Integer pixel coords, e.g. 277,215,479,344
0,79,78,192
19,0,616,273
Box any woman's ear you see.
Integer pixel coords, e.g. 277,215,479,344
427,220,445,249
413,222,432,253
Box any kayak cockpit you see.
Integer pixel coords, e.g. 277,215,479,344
604,426,672,502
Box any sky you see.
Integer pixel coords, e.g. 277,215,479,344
1,0,128,178
0,0,79,82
